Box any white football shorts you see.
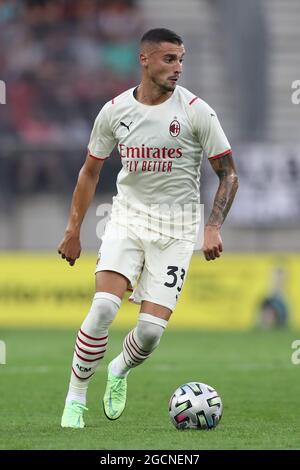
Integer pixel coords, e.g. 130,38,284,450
95,220,194,311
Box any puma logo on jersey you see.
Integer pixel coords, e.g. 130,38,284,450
120,121,133,132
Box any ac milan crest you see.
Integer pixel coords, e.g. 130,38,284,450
169,120,180,137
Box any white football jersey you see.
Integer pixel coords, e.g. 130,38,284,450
88,85,231,242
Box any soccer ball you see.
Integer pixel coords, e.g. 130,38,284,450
169,382,223,430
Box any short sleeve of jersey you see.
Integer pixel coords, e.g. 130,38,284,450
192,100,231,160
87,102,116,159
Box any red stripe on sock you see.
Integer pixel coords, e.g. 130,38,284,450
71,367,95,381
124,339,142,364
128,331,150,357
75,342,106,356
79,329,108,342
75,349,104,363
77,336,107,349
125,336,149,363
130,330,149,354
122,351,131,367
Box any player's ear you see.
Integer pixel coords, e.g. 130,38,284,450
139,52,148,67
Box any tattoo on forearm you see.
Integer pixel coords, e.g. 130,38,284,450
207,154,239,227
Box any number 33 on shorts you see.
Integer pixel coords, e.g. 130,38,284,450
164,266,186,301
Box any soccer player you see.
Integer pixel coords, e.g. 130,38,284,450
59,28,238,428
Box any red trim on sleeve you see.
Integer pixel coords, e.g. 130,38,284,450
189,96,199,106
87,149,108,161
208,149,232,161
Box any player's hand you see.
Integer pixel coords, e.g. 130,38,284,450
202,225,223,261
58,230,81,266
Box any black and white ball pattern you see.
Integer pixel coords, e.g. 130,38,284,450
169,382,223,430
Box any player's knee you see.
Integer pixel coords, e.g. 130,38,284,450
89,292,121,328
136,313,168,350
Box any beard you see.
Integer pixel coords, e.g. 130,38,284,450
162,82,176,92
151,74,176,93
158,80,176,93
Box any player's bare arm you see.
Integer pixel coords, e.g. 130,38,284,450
203,153,239,261
58,153,105,266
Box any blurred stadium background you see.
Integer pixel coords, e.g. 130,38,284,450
1,0,300,452
0,0,299,330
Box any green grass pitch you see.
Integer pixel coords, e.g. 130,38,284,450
0,328,299,450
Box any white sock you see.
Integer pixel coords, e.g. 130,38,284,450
66,292,121,405
110,313,167,378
